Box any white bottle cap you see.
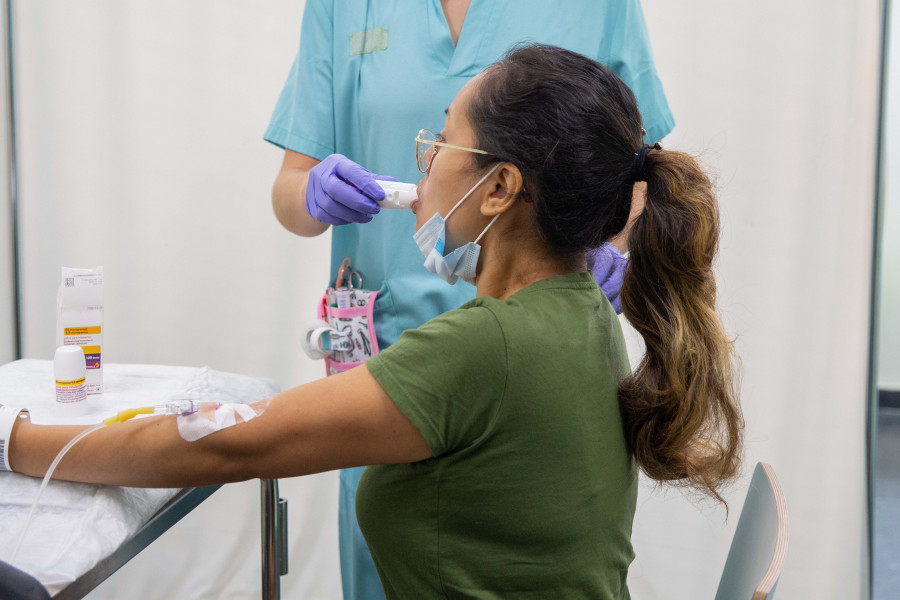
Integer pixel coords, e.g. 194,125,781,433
375,180,418,209
53,346,87,381
55,345,86,381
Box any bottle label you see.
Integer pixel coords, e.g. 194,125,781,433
56,379,87,403
63,327,102,394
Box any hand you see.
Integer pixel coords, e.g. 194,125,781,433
588,243,627,314
306,154,392,225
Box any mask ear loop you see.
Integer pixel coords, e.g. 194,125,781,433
474,213,501,244
444,163,502,221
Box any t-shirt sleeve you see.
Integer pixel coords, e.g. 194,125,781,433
602,0,675,144
263,0,335,159
366,305,508,457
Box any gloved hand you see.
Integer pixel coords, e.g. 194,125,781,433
306,154,393,225
588,243,627,314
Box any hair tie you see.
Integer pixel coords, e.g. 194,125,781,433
629,142,662,183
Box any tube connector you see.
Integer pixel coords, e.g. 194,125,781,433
156,396,202,417
102,394,203,426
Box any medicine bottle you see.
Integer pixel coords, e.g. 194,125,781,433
55,345,87,405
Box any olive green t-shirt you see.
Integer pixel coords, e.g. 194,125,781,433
359,272,636,599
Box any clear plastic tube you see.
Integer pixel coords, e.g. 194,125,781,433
11,422,105,561
10,398,203,561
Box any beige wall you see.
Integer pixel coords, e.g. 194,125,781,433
880,0,900,391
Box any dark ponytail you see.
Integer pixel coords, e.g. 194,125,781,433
468,44,743,504
619,150,743,504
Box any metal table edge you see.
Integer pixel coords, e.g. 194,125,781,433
52,485,221,600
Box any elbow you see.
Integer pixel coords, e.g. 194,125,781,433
178,435,266,486
204,442,265,485
198,431,290,484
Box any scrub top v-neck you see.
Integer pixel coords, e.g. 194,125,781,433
424,0,498,77
265,0,675,350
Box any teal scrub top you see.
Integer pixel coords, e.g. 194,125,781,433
264,0,675,349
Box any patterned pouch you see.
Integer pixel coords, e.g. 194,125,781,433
301,287,380,376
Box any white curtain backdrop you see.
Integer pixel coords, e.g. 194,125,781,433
10,1,879,599
15,1,340,598
0,3,15,366
626,2,877,598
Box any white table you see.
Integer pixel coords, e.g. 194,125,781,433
0,360,287,599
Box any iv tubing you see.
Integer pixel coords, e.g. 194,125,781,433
10,422,106,561
10,405,177,562
104,406,153,426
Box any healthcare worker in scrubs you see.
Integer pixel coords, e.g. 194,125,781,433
264,1,674,598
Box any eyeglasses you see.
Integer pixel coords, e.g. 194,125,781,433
415,128,495,173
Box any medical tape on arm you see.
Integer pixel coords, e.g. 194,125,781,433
176,401,267,442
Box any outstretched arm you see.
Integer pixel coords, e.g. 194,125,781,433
8,366,431,488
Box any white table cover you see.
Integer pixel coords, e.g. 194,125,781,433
0,359,280,595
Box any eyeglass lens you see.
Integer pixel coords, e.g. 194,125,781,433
416,129,437,173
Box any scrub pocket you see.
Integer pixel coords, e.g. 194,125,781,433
316,289,380,377
370,280,398,351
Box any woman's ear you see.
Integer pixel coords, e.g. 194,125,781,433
481,163,523,217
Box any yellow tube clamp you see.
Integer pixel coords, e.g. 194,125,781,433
103,406,154,427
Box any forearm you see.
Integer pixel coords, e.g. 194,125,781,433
8,413,249,488
272,167,329,237
5,368,430,489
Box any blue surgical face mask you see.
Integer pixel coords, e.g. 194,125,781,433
413,164,501,285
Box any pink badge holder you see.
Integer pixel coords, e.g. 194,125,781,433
300,259,381,376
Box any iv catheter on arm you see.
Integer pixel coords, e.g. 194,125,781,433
9,396,210,561
102,396,204,425
15,395,251,501
4,365,432,489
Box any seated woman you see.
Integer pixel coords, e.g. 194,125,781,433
5,44,742,598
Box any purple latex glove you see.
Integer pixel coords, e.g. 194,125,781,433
588,243,627,314
306,154,391,225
